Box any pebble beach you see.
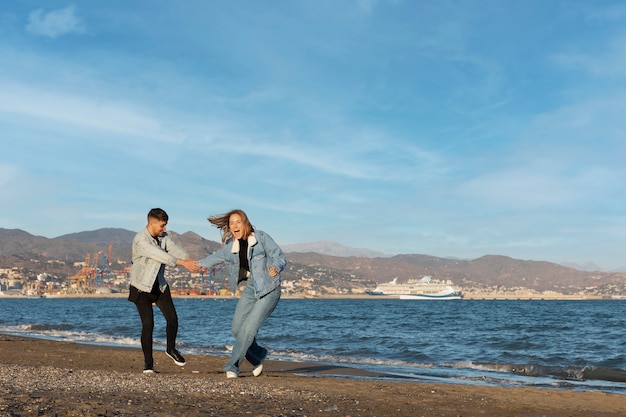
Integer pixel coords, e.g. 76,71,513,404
1,334,625,416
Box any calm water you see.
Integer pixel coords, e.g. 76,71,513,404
1,297,625,394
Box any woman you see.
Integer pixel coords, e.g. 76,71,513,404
198,209,286,378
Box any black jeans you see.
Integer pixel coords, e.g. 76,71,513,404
134,286,179,367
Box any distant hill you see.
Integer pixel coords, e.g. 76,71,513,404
558,260,626,272
0,228,221,265
1,228,625,294
282,241,391,258
57,228,137,248
283,252,626,294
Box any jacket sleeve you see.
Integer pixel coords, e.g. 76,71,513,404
161,235,190,261
198,247,227,268
261,232,286,272
134,235,179,267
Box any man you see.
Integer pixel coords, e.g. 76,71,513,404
128,208,200,373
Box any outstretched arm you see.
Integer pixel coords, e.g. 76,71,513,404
177,258,200,272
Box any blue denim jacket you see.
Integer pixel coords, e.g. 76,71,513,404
198,230,286,299
128,227,189,292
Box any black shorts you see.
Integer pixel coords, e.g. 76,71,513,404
128,282,164,304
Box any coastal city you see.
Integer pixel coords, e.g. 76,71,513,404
1,250,624,300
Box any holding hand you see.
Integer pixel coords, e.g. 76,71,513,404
178,258,201,272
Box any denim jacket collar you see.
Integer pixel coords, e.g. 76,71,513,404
230,233,257,254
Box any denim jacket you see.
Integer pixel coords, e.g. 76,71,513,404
198,230,286,299
128,227,189,293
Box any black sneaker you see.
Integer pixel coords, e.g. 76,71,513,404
143,365,159,374
166,349,186,366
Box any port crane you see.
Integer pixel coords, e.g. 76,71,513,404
68,243,113,289
68,253,96,289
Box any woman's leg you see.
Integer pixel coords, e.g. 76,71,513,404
245,338,268,366
135,302,155,368
225,286,280,375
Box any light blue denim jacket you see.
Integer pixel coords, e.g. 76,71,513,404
198,230,286,299
128,227,189,293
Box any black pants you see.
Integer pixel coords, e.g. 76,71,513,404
134,286,179,367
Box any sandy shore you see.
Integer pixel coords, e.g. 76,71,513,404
1,334,624,416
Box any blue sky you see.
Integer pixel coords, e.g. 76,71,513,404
2,1,626,270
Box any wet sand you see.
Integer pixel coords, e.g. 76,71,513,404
1,334,624,416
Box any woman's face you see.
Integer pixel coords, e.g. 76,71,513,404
229,213,244,240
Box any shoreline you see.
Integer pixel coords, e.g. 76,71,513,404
1,334,625,416
0,292,617,300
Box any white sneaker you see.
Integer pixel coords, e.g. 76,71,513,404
252,364,263,377
226,371,238,379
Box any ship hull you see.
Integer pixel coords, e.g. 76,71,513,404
367,276,463,300
399,292,462,300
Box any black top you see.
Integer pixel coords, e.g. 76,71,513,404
238,238,250,284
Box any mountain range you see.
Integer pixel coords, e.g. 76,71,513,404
1,228,625,295
281,241,391,258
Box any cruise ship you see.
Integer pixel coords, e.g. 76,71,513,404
367,276,462,300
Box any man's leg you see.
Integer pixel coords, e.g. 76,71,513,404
135,302,155,369
156,286,185,366
156,286,178,352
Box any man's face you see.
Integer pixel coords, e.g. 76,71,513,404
147,218,167,238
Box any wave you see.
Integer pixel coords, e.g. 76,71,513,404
19,323,74,332
264,349,626,389
0,325,139,349
2,325,625,394
461,361,626,383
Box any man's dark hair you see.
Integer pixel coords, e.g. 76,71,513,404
148,208,169,222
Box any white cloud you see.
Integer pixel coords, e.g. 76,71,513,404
355,0,379,14
0,82,170,142
0,163,20,188
552,33,626,78
586,3,626,21
462,165,613,209
26,5,85,39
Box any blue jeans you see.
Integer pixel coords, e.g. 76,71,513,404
225,284,280,375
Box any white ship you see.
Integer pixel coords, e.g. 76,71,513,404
367,276,462,300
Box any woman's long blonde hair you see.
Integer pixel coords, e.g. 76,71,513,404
208,209,253,243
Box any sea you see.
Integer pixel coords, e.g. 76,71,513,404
1,297,625,394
